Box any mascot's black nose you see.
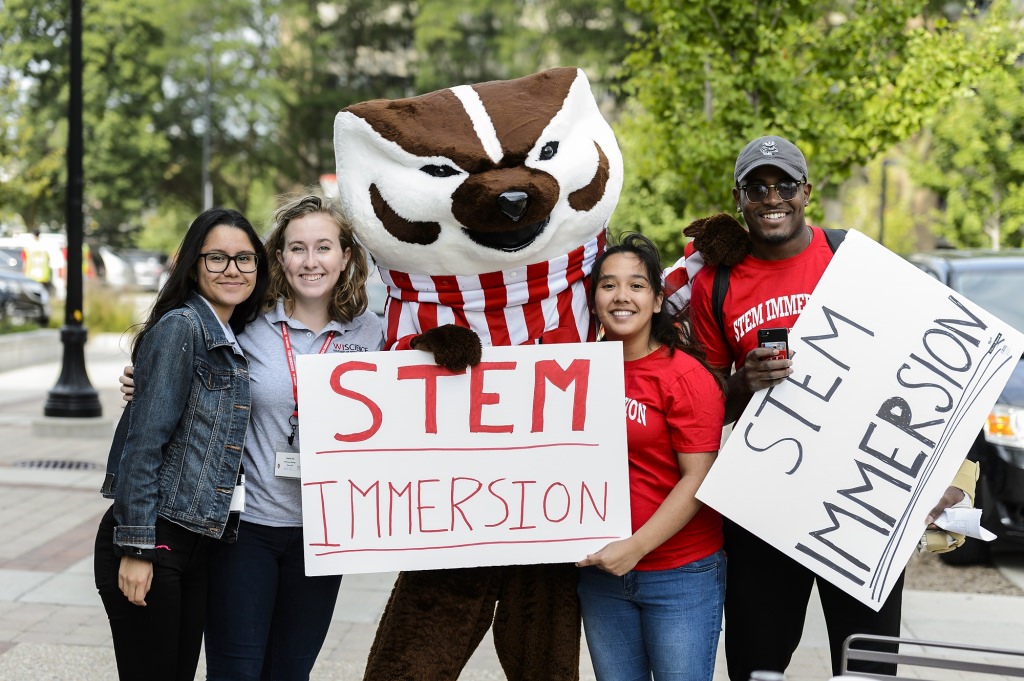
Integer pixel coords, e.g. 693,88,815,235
497,191,529,222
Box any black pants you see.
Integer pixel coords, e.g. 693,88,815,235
94,505,211,681
723,519,903,680
204,521,342,681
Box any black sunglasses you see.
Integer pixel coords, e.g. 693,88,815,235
739,180,805,204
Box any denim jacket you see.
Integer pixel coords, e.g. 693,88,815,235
101,294,251,550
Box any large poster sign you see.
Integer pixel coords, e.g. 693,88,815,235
697,230,1024,609
296,342,631,576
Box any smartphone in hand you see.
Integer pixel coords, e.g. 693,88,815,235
757,327,789,360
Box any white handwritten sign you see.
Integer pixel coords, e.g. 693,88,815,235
697,229,1024,609
296,342,631,575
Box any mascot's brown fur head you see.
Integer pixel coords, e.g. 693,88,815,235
334,67,623,276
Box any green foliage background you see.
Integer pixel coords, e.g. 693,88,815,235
1,0,1023,263
612,0,1018,257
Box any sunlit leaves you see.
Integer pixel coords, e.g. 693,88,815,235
613,0,1004,258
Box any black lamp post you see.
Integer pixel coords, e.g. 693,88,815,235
44,0,102,418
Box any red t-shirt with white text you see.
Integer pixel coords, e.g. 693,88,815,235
690,226,836,371
624,346,725,570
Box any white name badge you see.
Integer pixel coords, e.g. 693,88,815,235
275,451,301,479
229,474,245,512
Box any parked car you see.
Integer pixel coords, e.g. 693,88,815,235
93,246,136,289
0,269,51,326
907,249,1024,564
120,249,167,291
0,247,24,273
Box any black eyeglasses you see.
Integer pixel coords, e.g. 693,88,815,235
199,252,259,273
739,180,804,204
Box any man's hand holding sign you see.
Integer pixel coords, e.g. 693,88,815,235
696,229,1023,609
295,342,631,576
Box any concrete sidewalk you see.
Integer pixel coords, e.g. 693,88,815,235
0,332,1023,680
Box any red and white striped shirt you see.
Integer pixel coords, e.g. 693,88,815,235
379,233,605,349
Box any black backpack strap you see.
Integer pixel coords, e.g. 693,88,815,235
712,264,731,341
822,227,847,252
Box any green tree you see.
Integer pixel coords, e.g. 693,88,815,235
0,1,69,232
270,0,417,189
0,0,169,245
0,0,642,253
531,0,642,105
0,0,295,246
151,0,285,217
910,1,1024,249
413,0,527,91
615,0,1003,259
132,0,420,247
412,0,639,98
83,1,170,244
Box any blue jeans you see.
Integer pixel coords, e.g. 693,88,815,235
204,521,342,681
578,550,726,681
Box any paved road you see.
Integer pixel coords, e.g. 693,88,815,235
1,331,1023,680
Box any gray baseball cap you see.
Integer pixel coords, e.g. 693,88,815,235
734,136,808,184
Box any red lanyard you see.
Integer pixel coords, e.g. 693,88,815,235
282,322,335,418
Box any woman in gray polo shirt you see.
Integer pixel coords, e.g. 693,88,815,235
204,192,384,680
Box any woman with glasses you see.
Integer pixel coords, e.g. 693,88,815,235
121,191,384,679
94,207,270,681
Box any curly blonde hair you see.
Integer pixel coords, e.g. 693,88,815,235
263,191,370,323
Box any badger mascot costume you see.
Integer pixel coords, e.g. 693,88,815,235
333,67,623,680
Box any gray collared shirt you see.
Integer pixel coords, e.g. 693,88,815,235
238,299,384,527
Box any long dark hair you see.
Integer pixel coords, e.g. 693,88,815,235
589,232,724,390
131,207,269,362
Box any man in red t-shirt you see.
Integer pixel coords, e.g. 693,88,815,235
689,135,969,680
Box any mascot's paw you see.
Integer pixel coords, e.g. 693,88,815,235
683,213,751,267
413,324,483,372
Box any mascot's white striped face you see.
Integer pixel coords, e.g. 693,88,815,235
333,67,623,276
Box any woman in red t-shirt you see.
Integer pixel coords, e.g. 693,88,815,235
577,233,726,681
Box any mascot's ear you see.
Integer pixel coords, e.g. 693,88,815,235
683,213,751,267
